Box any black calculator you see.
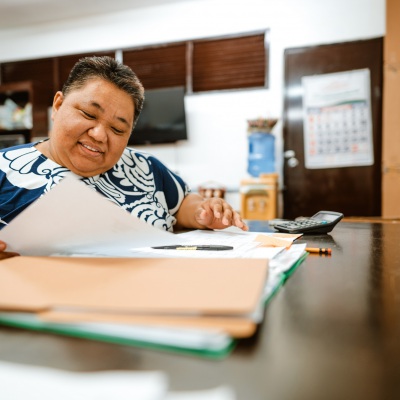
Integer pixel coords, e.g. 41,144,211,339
274,211,344,234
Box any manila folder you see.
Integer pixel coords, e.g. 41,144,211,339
0,256,268,333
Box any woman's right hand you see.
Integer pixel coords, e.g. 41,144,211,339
0,240,19,260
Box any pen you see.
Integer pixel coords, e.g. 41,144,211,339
306,247,332,255
151,245,234,251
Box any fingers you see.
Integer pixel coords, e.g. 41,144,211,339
198,198,248,230
232,210,249,231
0,251,20,260
0,241,19,260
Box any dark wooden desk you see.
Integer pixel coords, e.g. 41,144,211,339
1,221,399,400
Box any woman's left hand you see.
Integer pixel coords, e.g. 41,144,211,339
176,193,248,231
194,197,248,231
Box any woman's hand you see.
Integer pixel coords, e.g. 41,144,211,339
194,197,248,230
176,194,248,231
0,240,19,260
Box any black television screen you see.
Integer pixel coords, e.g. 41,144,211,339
128,86,188,145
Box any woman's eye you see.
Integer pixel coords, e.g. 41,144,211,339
112,127,124,135
82,110,95,119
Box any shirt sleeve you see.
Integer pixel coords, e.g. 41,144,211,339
147,155,190,213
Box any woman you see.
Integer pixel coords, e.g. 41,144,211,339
0,56,247,258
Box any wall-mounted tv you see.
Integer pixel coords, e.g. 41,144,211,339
128,86,188,146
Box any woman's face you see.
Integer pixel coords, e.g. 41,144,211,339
45,78,134,177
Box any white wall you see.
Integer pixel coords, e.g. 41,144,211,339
0,0,385,210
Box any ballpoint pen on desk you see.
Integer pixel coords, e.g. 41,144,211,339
305,247,332,255
151,245,234,251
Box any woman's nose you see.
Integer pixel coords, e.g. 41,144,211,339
88,124,107,142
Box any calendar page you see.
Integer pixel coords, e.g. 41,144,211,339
302,69,374,169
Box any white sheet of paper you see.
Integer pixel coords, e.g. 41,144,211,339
0,361,236,400
0,177,178,256
0,361,167,400
166,386,236,400
130,229,287,259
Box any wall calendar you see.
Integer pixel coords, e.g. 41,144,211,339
302,69,374,169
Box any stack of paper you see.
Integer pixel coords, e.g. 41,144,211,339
0,177,307,358
0,247,306,358
0,255,270,358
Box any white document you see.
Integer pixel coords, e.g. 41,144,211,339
0,176,297,259
0,361,167,400
0,360,236,400
0,177,178,256
130,229,290,259
166,386,236,400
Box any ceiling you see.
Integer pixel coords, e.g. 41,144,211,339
0,0,189,30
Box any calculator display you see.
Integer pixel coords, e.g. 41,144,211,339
312,213,338,222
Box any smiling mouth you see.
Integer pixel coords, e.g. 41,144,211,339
80,143,104,154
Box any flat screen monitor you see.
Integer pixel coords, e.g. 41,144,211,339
128,86,187,145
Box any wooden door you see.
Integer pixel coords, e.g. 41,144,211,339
282,38,383,219
382,0,400,218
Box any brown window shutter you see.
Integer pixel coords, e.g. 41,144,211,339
1,58,55,104
123,43,187,90
192,33,267,92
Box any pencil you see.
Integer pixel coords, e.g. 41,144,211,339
306,247,332,255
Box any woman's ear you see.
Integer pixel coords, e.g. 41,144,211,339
51,91,64,120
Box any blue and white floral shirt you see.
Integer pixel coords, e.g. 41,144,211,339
0,142,189,231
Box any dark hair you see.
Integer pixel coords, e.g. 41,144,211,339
62,56,145,130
